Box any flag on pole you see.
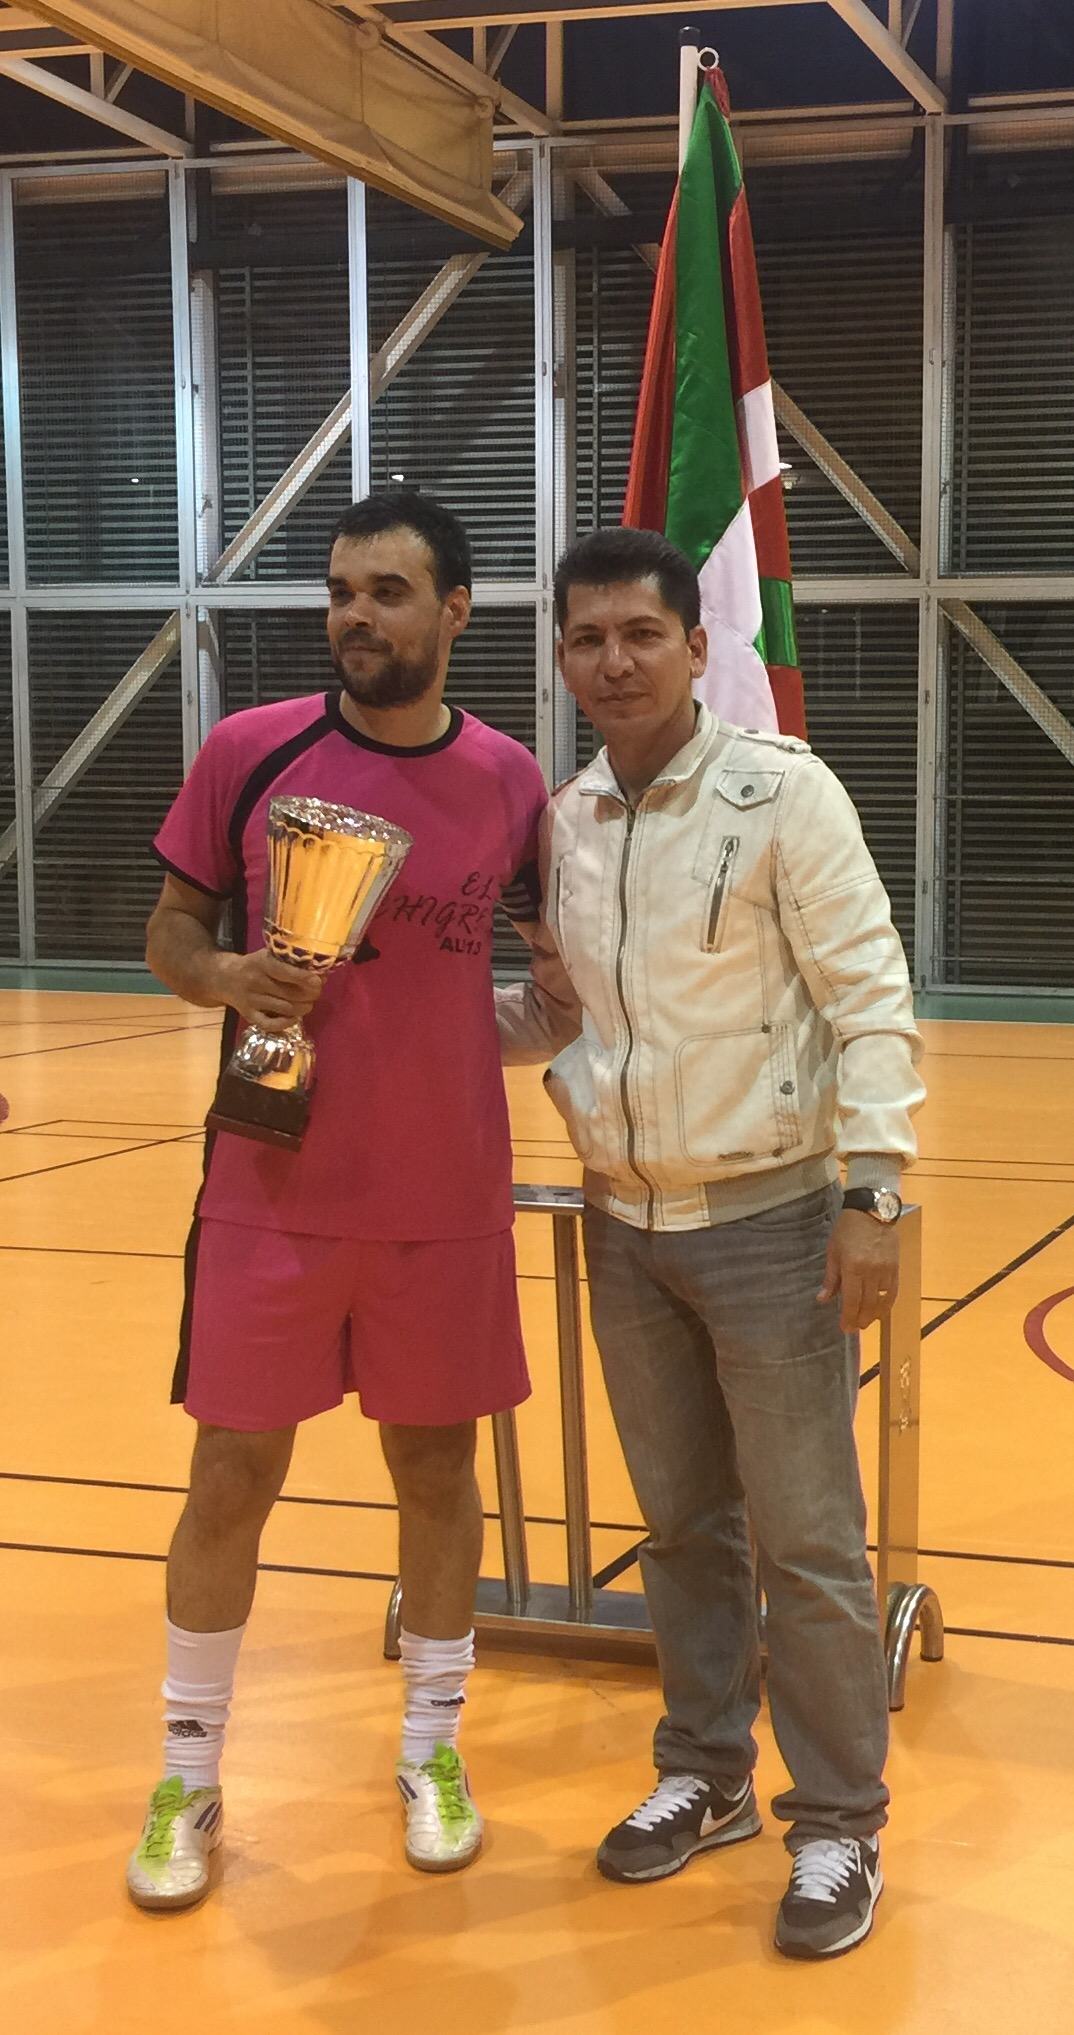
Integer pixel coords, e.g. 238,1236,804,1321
624,67,806,739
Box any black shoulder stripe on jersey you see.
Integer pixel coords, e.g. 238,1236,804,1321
225,710,333,868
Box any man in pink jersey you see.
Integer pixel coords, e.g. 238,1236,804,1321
126,493,547,1911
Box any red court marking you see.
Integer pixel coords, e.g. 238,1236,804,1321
1024,1287,1074,1384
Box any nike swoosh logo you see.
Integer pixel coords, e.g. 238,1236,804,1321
699,1792,750,1838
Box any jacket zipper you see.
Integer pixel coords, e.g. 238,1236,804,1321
613,802,655,1226
704,835,739,951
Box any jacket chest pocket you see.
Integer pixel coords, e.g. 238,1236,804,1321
548,857,573,968
702,835,738,952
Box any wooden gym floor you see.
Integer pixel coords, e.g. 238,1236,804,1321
2,989,1074,2033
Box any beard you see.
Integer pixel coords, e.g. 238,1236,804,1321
331,627,440,711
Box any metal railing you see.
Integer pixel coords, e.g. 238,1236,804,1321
385,1189,943,1711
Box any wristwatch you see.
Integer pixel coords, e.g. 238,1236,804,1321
842,1187,902,1225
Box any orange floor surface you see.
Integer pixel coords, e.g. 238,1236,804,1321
2,991,1073,2033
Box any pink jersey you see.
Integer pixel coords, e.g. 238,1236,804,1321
154,690,546,1241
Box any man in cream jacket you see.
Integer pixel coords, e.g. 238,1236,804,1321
496,527,924,1962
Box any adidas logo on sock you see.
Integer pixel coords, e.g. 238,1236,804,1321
167,1719,209,1739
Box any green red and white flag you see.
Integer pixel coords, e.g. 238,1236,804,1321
624,67,806,739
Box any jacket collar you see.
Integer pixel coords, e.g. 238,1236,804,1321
576,702,729,800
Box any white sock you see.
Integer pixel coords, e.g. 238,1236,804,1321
398,1627,475,1766
161,1618,245,1789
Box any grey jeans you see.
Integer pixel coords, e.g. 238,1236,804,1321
583,1184,889,1846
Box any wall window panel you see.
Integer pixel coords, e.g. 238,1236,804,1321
213,179,352,583
28,611,182,961
367,186,537,582
0,616,16,958
16,182,179,585
942,602,1074,986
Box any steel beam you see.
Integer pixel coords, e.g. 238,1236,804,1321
915,112,946,988
826,0,946,112
348,178,372,502
545,20,562,122
378,0,814,25
169,164,197,593
0,171,34,956
26,3,527,236
936,0,953,100
533,140,555,782
0,35,94,54
901,0,924,45
320,4,553,134
0,55,190,153
105,59,133,102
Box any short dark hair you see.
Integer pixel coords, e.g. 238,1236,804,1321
554,527,701,634
329,491,472,597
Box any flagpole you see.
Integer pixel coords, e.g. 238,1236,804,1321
677,26,700,172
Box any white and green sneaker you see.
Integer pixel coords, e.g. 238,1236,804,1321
126,1775,223,1911
395,1743,483,1874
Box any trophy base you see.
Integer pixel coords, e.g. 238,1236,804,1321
206,1068,310,1151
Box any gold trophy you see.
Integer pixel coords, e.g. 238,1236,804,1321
207,795,412,1150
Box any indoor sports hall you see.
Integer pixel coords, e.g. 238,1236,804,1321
1,4,1073,2032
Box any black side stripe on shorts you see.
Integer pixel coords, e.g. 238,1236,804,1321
172,709,330,1408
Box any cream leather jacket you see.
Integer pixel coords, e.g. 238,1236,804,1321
496,706,924,1232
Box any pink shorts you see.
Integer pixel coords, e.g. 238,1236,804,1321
173,1218,531,1431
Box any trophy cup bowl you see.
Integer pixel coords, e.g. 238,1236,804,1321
207,795,413,1150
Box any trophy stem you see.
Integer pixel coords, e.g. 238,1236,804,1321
207,1019,315,1150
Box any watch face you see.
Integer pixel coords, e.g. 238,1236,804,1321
874,1190,902,1224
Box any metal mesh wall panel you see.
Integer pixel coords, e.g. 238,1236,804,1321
367,191,537,581
943,601,1074,986
950,153,1074,573
212,180,351,583
28,611,183,960
16,184,179,585
0,616,16,958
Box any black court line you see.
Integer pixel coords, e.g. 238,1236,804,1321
10,1473,1074,1575
592,1544,644,1589
914,1171,1074,1187
918,1544,1074,1575
0,1132,206,1189
0,1539,395,1585
925,1057,1074,1068
858,1203,1074,1388
918,1153,1074,1167
40,1117,203,1130
591,1538,1074,1595
4,1131,198,1146
945,1625,1074,1649
0,1243,184,1261
4,1541,1073,1647
0,1017,186,1028
0,1468,645,1538
2,1538,1065,1652
0,1023,218,1062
